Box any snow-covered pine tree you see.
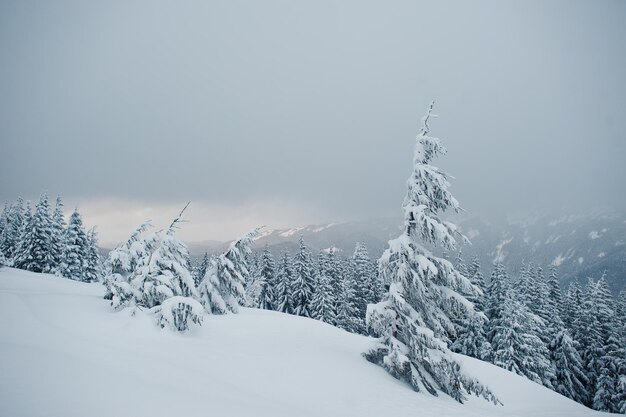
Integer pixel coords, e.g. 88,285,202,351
454,249,468,279
274,250,294,314
194,251,210,287
550,329,590,403
257,246,276,310
83,228,102,282
590,276,623,412
352,242,376,316
0,203,9,263
365,103,497,404
13,192,55,273
547,266,565,320
244,252,262,307
0,197,25,264
311,251,336,324
197,227,261,315
563,280,583,334
59,208,89,281
104,222,157,305
336,257,365,334
487,263,554,388
291,236,315,317
49,196,66,272
466,255,486,312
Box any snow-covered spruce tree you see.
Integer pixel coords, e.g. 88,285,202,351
0,197,25,264
13,192,56,273
550,329,590,403
244,252,262,307
563,280,584,334
466,255,486,312
311,251,336,324
336,257,365,334
364,103,497,404
49,196,66,272
274,250,294,314
590,276,624,412
291,236,315,317
59,208,89,281
352,242,376,316
83,228,102,282
194,251,210,287
487,263,554,388
197,227,261,315
256,246,277,310
104,221,157,304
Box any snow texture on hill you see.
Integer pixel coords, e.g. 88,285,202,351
0,267,613,417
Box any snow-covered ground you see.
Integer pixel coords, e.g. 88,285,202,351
0,268,611,417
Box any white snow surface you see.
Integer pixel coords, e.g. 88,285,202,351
0,268,611,417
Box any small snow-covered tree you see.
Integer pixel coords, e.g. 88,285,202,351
83,228,102,282
197,227,261,314
154,296,203,331
274,250,294,314
194,251,210,287
59,208,89,281
365,103,497,404
291,236,315,317
13,192,55,273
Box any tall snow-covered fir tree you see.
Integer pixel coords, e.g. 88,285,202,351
83,227,102,282
50,196,66,272
310,251,337,324
0,197,25,263
274,250,294,314
59,208,90,281
364,103,497,404
13,192,55,273
351,242,377,316
291,236,315,317
549,329,590,403
197,227,261,315
256,246,277,311
336,257,365,334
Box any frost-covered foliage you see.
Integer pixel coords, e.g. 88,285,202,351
352,242,379,315
311,251,336,324
154,296,204,331
291,236,315,317
274,251,294,314
59,209,90,281
0,197,26,263
256,246,276,310
487,263,555,388
365,103,498,404
104,222,157,303
13,192,55,273
105,205,203,332
336,258,364,334
193,252,210,287
197,227,261,315
550,330,589,404
50,196,66,272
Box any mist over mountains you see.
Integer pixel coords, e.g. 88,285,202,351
185,210,626,295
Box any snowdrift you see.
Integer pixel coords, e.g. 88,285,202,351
0,268,611,417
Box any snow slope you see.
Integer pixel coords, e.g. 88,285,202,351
0,268,612,417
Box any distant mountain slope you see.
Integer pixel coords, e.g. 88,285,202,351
0,268,610,417
186,210,626,294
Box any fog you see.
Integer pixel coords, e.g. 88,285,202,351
1,0,625,244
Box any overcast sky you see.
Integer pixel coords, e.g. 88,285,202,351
1,0,625,245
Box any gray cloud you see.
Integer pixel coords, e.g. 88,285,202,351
1,0,625,243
